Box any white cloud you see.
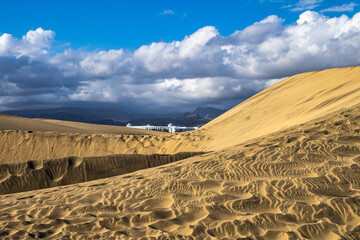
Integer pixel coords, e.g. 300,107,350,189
133,26,219,75
1,11,360,112
161,9,174,15
69,81,119,102
22,28,54,47
79,49,127,77
234,15,284,43
321,3,358,12
0,34,14,55
0,28,55,58
290,0,323,11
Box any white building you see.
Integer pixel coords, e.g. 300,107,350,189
126,123,198,133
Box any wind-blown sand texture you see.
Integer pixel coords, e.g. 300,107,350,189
1,66,360,239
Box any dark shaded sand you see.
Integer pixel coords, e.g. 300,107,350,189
0,152,206,195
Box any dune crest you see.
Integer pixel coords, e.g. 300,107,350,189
0,130,206,163
199,67,360,151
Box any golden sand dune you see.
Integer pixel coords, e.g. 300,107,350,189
0,114,171,162
198,66,360,151
0,130,205,163
0,152,206,195
1,103,360,239
1,66,360,239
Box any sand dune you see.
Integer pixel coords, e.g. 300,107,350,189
1,66,360,239
1,102,360,239
0,114,172,162
197,66,360,151
0,130,206,163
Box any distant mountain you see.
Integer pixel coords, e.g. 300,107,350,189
3,107,132,122
2,106,228,127
128,112,209,127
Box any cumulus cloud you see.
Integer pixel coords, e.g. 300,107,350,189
0,28,55,58
321,3,358,13
1,12,360,112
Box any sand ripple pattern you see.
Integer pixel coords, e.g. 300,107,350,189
1,107,360,239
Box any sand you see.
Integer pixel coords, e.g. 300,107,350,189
0,115,173,163
0,130,207,163
1,104,360,239
199,66,360,151
0,152,206,195
1,66,360,239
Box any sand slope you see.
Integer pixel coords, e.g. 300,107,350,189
1,103,360,239
199,66,360,151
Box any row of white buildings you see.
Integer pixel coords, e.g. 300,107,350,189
126,123,199,133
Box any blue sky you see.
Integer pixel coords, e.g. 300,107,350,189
0,0,360,113
1,0,357,50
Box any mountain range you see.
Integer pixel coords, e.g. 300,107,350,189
2,106,227,127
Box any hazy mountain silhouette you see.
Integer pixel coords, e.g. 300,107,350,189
2,107,227,127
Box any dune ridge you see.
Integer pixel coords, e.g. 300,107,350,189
0,130,206,163
0,152,206,195
199,66,360,151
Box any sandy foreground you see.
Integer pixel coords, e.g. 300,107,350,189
1,67,360,239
